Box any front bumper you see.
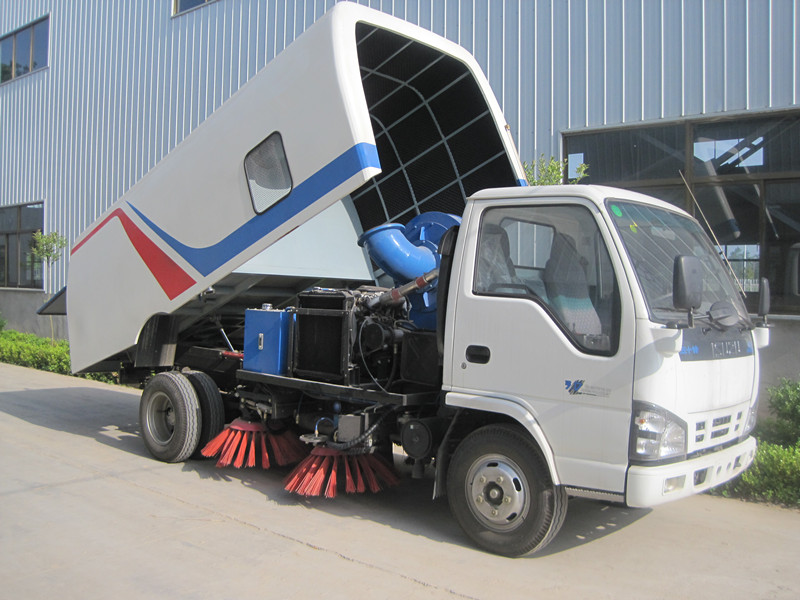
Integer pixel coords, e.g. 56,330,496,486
625,436,757,508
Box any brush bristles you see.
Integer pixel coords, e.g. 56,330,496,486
201,420,307,469
283,448,399,498
203,422,399,495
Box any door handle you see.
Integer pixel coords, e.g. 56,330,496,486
466,345,491,364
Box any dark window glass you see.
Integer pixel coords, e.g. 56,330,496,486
0,205,18,231
1,17,48,84
18,232,39,287
565,125,685,184
31,19,48,70
7,233,19,287
694,184,761,246
764,181,800,311
20,203,43,230
174,0,211,15
694,115,800,175
14,27,31,77
0,203,44,289
0,236,7,287
0,35,13,83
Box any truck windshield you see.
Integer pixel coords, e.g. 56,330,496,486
606,199,750,326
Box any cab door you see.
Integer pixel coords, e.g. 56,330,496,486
445,198,636,494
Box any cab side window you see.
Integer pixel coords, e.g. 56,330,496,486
474,205,620,354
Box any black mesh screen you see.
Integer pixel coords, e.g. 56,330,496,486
351,24,518,230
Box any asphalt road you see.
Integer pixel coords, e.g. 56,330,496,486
1,362,798,600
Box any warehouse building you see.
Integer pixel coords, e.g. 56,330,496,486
1,0,798,387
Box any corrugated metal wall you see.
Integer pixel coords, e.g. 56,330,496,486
1,0,798,292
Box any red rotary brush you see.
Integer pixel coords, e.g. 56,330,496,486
201,418,308,468
284,446,399,498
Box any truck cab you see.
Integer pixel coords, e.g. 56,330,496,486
443,185,761,524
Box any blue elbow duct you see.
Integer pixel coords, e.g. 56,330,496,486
358,212,461,329
358,223,438,282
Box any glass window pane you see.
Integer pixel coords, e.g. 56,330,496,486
18,232,38,287
7,233,18,287
504,221,554,270
31,19,48,71
244,133,292,214
20,202,43,230
475,204,620,354
564,125,685,183
694,115,800,175
14,28,31,77
0,35,13,82
718,244,760,293
0,205,18,232
607,199,749,324
694,184,760,246
176,0,207,14
0,235,6,286
764,181,800,311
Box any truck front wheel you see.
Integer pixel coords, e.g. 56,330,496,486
447,424,567,556
140,372,201,463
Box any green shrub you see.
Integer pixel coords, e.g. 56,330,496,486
761,378,800,446
0,330,71,373
718,442,800,506
0,311,6,331
713,377,800,507
0,330,116,384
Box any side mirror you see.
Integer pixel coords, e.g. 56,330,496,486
758,277,770,318
673,255,704,311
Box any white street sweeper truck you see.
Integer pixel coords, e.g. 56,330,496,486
56,4,769,556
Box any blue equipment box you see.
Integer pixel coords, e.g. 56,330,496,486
243,307,291,375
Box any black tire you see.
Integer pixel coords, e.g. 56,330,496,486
447,423,567,557
183,370,226,458
140,372,202,463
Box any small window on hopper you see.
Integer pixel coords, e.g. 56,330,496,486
244,133,293,214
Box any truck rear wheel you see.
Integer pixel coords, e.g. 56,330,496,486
447,424,567,556
183,370,225,458
140,372,201,463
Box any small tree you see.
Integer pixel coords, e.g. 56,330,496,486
30,230,68,268
30,230,68,341
524,155,588,186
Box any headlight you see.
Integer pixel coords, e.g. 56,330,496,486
741,398,759,439
630,401,687,464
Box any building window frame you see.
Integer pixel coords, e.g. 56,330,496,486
172,0,220,17
0,201,44,290
0,16,49,85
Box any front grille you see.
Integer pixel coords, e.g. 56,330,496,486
692,409,746,451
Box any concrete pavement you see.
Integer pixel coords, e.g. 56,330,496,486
1,362,799,599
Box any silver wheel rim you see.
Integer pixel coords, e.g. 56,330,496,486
146,390,175,446
465,453,530,532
